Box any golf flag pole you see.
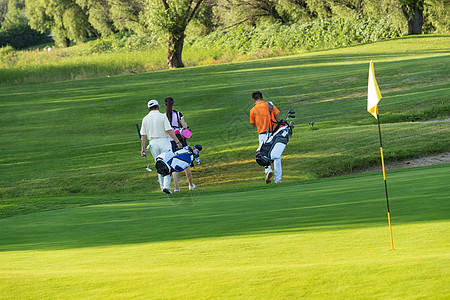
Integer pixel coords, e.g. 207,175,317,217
367,61,394,251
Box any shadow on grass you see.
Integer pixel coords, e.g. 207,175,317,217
0,165,448,252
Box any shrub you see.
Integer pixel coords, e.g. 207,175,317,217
0,10,49,49
0,45,16,67
190,17,404,54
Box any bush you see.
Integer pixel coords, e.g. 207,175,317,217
0,45,16,67
190,17,404,54
86,33,164,54
0,10,49,49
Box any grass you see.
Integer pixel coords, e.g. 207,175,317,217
0,35,448,299
0,165,449,298
1,35,449,218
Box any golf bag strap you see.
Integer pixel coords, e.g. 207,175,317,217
267,101,276,133
172,110,182,129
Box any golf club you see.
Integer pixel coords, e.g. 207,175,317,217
136,123,152,172
285,110,296,122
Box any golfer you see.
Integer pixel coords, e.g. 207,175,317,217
165,97,195,191
250,91,282,184
140,99,183,194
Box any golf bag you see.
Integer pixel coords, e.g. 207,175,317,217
256,121,293,167
155,145,202,176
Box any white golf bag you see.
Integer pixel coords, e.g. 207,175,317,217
155,145,202,176
256,121,293,167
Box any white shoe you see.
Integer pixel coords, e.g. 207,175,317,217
189,184,196,191
163,188,172,194
265,171,273,184
174,189,181,192
275,180,283,184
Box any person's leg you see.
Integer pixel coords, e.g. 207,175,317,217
160,139,172,191
260,133,273,183
162,174,171,191
149,139,163,190
150,138,172,192
173,172,180,191
184,166,194,188
157,174,165,190
169,140,181,191
259,133,273,182
273,157,282,183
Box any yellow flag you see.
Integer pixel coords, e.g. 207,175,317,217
367,61,382,119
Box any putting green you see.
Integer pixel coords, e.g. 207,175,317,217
0,165,449,299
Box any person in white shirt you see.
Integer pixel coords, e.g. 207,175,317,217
140,99,182,194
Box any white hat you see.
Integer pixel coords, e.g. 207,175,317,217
147,99,159,109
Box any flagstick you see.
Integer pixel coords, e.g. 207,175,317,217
376,113,394,251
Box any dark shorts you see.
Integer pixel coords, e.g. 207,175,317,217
170,140,187,152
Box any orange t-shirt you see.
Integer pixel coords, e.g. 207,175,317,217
250,101,280,134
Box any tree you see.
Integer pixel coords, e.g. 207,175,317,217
75,0,115,37
216,0,288,26
147,0,204,69
400,0,424,34
25,0,91,47
424,0,449,33
8,0,24,10
1,0,48,49
191,0,218,34
101,0,145,34
0,0,10,25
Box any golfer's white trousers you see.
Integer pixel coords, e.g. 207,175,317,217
259,133,282,182
149,138,172,190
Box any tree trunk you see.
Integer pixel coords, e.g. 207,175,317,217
402,5,424,35
167,32,185,69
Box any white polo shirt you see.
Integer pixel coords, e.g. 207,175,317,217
140,110,172,140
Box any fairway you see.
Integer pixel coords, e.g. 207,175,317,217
1,166,449,299
0,35,449,299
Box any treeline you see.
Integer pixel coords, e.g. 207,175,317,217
0,0,48,48
0,0,448,67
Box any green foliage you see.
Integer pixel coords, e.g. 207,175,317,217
69,0,146,36
25,0,92,47
0,1,8,24
424,0,450,33
86,33,164,53
0,44,15,66
8,0,24,10
400,0,425,11
145,0,204,35
191,17,403,54
75,0,115,36
0,9,48,49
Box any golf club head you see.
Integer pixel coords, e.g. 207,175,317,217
146,167,152,172
288,109,295,114
288,115,295,118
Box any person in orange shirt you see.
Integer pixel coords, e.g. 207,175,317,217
250,91,282,184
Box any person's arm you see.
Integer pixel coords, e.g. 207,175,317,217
274,113,281,122
141,135,147,156
163,114,182,149
166,129,183,149
250,109,256,127
180,118,188,129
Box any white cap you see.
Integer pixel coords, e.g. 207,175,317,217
147,99,159,109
